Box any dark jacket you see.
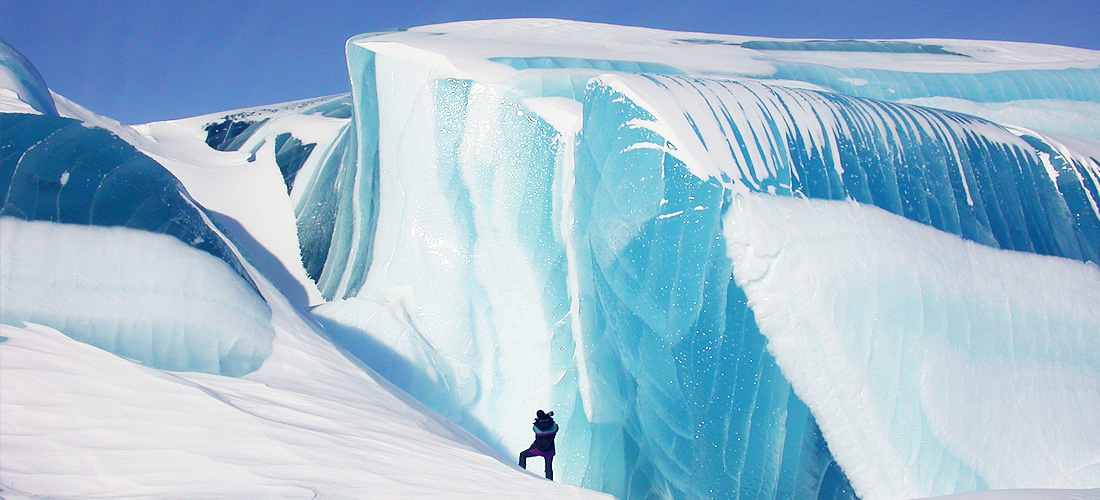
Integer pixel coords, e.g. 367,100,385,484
529,415,558,455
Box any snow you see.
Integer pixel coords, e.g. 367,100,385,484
52,92,347,308
353,19,1100,79
0,218,274,376
1,51,609,499
723,193,1100,498
0,251,609,499
0,36,56,116
917,490,1100,500
4,17,1100,500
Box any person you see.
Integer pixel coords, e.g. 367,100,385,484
519,410,557,480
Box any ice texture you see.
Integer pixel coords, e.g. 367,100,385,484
0,36,57,116
0,113,253,280
308,21,1100,500
1,218,275,376
0,111,275,376
573,71,1100,498
723,193,1100,497
586,74,1100,263
4,18,1100,500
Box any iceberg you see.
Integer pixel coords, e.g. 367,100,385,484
3,18,1099,500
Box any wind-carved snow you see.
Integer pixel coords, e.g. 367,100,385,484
0,315,609,499
0,218,275,376
723,193,1100,497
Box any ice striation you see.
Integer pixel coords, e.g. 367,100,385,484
0,36,57,116
3,18,1100,500
311,20,1100,500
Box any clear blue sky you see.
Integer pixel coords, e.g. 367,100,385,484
4,0,1098,124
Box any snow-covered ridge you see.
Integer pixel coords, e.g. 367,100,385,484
360,19,1100,76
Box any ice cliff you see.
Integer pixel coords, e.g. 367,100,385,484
2,19,1099,500
312,20,1100,499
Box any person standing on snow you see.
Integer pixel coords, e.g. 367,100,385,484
519,410,557,480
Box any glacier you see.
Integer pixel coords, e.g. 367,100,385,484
310,20,1100,500
3,19,1100,500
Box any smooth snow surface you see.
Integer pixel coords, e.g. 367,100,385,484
917,489,1100,500
0,274,609,499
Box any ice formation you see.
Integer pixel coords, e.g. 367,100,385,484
724,194,1100,497
0,34,57,116
0,35,607,500
0,106,275,376
310,20,1100,500
3,19,1100,500
0,218,274,376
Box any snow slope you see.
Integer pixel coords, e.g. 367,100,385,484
0,228,607,499
0,35,607,500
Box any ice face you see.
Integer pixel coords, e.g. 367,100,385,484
573,71,1099,498
1,218,275,376
310,21,1100,500
584,74,1100,263
0,36,57,116
0,111,275,376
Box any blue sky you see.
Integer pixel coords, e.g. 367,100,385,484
4,0,1098,124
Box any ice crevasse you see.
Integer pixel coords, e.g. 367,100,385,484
307,20,1100,500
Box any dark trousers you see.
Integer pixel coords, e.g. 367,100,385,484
519,449,554,480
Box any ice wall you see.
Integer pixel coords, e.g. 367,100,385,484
310,21,1100,500
576,72,1100,498
313,71,587,480
572,79,851,499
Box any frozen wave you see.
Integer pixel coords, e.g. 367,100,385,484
724,193,1100,497
1,218,275,376
313,20,1100,500
0,35,56,116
